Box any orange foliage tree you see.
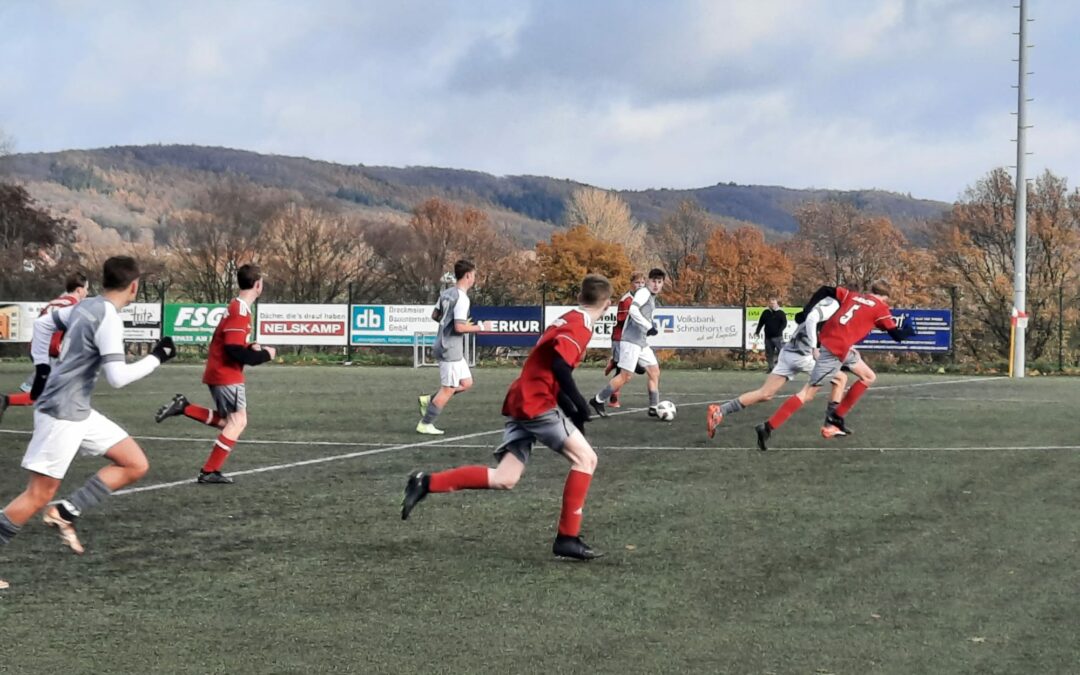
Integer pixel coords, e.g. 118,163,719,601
694,226,793,305
535,225,631,303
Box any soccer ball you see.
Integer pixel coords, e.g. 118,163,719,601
655,400,677,421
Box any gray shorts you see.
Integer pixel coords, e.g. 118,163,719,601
808,348,861,387
209,384,247,416
493,408,576,465
771,347,815,381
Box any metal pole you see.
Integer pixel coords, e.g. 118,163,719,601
1012,0,1031,378
1059,282,1064,371
346,281,354,364
950,286,958,365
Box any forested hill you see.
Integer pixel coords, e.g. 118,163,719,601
1,144,949,245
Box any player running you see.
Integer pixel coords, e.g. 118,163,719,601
153,264,275,484
591,268,666,418
0,257,176,588
707,290,847,438
602,271,646,409
0,272,88,424
754,280,917,451
401,274,613,560
417,260,483,435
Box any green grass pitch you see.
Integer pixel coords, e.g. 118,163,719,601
0,362,1077,674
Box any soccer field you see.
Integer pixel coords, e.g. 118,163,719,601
0,363,1077,674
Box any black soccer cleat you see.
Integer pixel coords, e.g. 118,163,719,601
197,470,234,484
553,534,604,560
589,397,609,419
826,413,853,436
401,471,430,520
0,394,7,424
155,393,190,423
755,422,772,452
648,407,659,417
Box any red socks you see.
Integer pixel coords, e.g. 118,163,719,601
6,392,32,406
835,381,869,417
184,404,223,427
558,470,593,537
429,465,490,493
201,434,236,473
767,396,804,431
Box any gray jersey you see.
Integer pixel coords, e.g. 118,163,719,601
35,296,126,422
432,286,470,362
783,297,840,357
620,287,655,348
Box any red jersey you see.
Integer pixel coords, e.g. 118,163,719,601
610,291,634,342
819,287,897,358
203,299,253,385
502,308,594,420
40,292,81,358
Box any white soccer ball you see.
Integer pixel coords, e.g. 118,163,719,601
655,400,677,421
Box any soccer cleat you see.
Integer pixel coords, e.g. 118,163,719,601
821,424,847,439
648,407,659,418
155,393,189,423
401,471,430,520
608,398,621,409
755,422,772,452
416,421,445,435
552,534,604,560
418,394,431,417
197,470,234,484
603,359,615,376
589,397,608,419
706,404,723,439
42,506,84,555
0,578,8,590
0,394,7,424
826,413,853,436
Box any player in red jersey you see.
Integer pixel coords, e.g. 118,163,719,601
401,274,613,560
0,272,88,424
602,271,646,408
153,264,275,483
754,280,917,451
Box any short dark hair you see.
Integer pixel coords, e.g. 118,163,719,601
579,274,613,306
648,268,666,280
454,260,476,280
65,271,89,293
237,264,262,290
102,256,141,291
870,279,892,298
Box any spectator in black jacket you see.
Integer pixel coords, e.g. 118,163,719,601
755,297,787,372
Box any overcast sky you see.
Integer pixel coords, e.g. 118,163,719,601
1,0,1077,202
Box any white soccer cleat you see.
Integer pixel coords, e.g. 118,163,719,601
416,421,445,436
43,506,85,555
0,578,8,590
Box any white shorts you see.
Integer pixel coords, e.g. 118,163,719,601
22,410,129,480
771,348,815,381
616,342,658,372
439,359,472,388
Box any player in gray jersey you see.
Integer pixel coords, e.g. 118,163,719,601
417,260,484,435
591,268,666,418
0,257,176,589
707,291,847,439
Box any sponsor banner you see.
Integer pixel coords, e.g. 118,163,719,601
257,304,348,346
0,302,48,342
745,306,801,351
544,306,744,349
349,304,439,345
472,306,543,347
120,303,161,341
857,308,952,352
164,303,228,344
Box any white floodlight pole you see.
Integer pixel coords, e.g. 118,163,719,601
1011,0,1033,378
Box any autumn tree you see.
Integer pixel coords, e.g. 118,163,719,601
563,187,648,266
260,204,383,304
535,225,631,303
168,180,280,302
933,168,1080,360
649,200,718,302
0,183,78,297
695,225,793,305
